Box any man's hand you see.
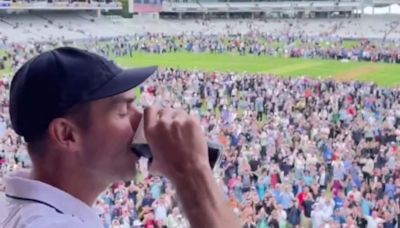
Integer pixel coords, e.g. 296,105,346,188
143,106,240,228
143,107,209,181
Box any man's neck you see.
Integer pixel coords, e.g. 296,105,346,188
31,164,108,206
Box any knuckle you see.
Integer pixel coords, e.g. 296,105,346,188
177,109,186,115
159,115,168,124
164,107,174,114
157,120,169,131
171,119,182,129
182,116,192,126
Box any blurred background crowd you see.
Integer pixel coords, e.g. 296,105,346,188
1,37,400,228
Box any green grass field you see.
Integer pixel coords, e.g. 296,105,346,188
115,53,400,87
2,51,400,87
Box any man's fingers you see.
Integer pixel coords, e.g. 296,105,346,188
158,108,175,123
172,109,187,120
144,107,183,138
170,110,187,137
143,106,159,136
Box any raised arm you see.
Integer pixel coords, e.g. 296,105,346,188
143,107,241,228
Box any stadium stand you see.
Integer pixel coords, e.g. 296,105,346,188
1,11,400,42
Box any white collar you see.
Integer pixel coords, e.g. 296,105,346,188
4,171,100,223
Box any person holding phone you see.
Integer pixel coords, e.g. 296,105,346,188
0,47,240,228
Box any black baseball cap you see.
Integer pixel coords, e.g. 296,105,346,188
9,47,157,142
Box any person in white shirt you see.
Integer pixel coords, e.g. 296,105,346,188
275,205,287,227
311,203,331,228
167,207,189,228
0,47,240,228
318,166,328,189
365,211,384,228
317,193,335,218
153,197,168,225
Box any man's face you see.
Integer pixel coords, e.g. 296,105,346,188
77,89,141,183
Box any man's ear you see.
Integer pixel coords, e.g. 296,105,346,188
48,117,81,150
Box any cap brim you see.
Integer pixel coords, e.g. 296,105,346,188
87,65,158,101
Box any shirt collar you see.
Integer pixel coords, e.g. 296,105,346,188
4,171,101,224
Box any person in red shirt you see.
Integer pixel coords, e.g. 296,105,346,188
297,186,312,210
147,85,156,96
347,105,357,117
270,169,281,188
144,211,158,228
305,89,313,99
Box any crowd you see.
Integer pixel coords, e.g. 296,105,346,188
2,32,400,73
98,34,400,64
2,39,400,228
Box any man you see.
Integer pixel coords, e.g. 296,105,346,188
0,47,240,228
287,199,301,228
278,184,294,212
